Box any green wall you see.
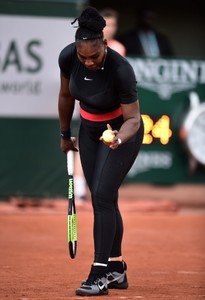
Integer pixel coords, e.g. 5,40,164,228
0,0,87,17
0,118,67,198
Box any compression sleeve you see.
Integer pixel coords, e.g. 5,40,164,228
115,62,138,104
58,43,75,79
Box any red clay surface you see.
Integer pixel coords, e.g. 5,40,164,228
0,184,205,300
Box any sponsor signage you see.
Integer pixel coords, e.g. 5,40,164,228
127,57,205,100
126,57,205,182
0,15,76,118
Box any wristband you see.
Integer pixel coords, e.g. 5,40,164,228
117,138,122,145
60,129,71,140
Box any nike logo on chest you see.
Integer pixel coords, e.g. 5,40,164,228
84,76,93,81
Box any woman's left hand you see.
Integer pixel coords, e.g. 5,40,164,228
99,124,121,150
107,133,122,149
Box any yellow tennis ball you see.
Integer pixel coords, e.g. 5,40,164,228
102,129,115,142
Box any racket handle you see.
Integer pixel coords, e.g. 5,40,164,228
67,150,74,175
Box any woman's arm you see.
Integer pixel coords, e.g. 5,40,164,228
119,100,141,141
109,62,141,148
58,74,78,153
58,74,75,130
109,100,141,150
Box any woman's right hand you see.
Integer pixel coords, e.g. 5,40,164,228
60,138,78,154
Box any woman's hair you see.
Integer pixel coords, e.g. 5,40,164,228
72,6,106,41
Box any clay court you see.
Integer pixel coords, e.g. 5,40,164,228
0,184,205,300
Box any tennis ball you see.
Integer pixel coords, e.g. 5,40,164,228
102,129,115,142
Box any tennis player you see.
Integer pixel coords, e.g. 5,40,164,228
58,6,144,296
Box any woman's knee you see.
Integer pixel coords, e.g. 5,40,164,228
91,189,116,211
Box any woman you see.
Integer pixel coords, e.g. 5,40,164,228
58,6,144,297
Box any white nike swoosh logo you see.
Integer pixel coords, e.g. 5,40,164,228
98,283,106,290
84,77,93,81
106,273,123,284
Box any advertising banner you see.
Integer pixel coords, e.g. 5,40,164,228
0,15,76,118
126,57,205,183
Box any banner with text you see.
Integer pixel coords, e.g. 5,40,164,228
0,15,76,118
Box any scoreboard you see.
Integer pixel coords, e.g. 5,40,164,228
125,57,205,184
142,114,172,145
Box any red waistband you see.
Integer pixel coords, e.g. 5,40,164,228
80,107,122,122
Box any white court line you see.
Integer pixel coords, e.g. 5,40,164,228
177,270,203,274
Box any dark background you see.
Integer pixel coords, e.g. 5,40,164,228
0,0,204,58
89,0,205,59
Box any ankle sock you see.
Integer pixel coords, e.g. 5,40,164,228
107,261,125,273
90,265,107,277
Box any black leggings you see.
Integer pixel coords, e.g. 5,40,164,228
79,118,144,264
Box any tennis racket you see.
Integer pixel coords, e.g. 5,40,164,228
67,150,77,259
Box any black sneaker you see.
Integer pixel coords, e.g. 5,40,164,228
76,267,108,296
106,261,128,289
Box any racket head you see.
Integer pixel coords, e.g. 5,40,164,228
67,150,77,259
68,192,77,259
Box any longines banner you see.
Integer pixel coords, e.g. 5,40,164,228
127,57,205,100
0,15,76,118
126,57,205,182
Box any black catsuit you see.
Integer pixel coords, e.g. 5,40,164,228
59,43,144,264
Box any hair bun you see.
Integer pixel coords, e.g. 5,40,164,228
78,6,106,32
